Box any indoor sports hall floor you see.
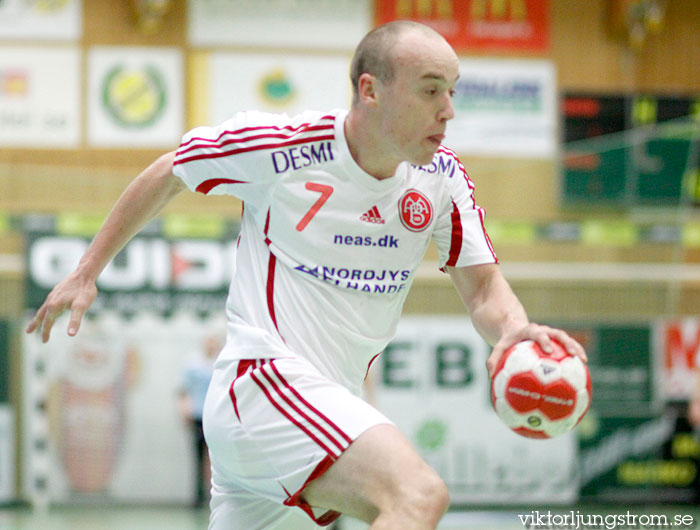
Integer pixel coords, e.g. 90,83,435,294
1,504,700,530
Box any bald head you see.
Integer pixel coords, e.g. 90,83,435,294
349,21,450,106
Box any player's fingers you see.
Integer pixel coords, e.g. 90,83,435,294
548,329,587,362
39,298,70,343
486,343,507,378
531,326,554,354
67,302,88,337
25,304,47,334
40,309,60,343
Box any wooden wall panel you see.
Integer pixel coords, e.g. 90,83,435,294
551,0,638,91
552,0,700,91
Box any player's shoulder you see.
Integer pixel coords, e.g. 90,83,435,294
410,145,469,182
230,108,341,130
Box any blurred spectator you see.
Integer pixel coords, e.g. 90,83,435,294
178,334,221,507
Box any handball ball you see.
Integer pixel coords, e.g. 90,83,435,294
491,339,592,439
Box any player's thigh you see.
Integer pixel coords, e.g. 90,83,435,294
209,484,318,530
301,423,447,523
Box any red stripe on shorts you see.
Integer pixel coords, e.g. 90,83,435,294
249,369,339,458
268,362,352,445
258,364,347,454
283,455,342,526
228,359,257,421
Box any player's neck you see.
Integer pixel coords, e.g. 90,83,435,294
344,111,400,181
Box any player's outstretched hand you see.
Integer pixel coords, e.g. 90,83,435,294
25,271,98,343
486,323,587,378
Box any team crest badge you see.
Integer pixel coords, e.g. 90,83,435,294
398,189,433,232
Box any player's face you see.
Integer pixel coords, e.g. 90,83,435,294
377,35,459,166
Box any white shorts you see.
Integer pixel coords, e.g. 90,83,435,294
203,356,391,530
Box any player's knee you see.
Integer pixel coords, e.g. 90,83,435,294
420,472,450,518
396,469,450,524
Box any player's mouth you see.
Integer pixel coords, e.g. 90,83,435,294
427,134,444,147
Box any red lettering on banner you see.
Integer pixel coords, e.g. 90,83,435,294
375,0,549,52
664,321,700,371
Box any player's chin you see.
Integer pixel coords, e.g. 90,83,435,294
410,147,439,166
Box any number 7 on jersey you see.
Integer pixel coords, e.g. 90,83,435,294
296,182,334,231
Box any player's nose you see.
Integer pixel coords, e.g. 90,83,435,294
438,92,455,122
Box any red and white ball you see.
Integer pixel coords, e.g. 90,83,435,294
491,339,592,439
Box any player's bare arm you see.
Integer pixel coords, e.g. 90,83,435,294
447,263,586,377
25,151,185,343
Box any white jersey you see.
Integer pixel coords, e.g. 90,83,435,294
173,109,497,393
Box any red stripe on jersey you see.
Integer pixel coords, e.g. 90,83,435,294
258,364,346,454
438,146,469,177
266,252,279,331
174,134,335,166
478,208,498,263
263,208,284,336
249,370,338,457
269,362,352,445
446,200,463,267
263,209,271,246
178,115,335,150
365,352,382,380
179,123,335,156
195,178,248,195
438,146,477,208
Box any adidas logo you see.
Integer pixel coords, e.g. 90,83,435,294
360,206,385,224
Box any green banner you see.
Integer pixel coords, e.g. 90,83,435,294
579,409,700,503
563,324,656,418
562,93,700,207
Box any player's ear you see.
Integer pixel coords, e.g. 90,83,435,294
357,73,379,106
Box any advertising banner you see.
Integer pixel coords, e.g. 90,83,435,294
446,58,556,158
372,316,579,504
23,310,226,504
87,47,183,148
563,324,658,418
23,219,234,504
0,47,80,148
0,0,81,41
375,0,549,52
188,0,371,50
206,52,352,125
24,219,237,317
578,409,700,503
656,318,700,401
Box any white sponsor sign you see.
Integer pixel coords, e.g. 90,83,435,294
0,0,81,40
0,47,80,147
208,52,351,124
23,311,226,504
372,316,578,504
446,58,557,158
87,47,183,148
188,0,370,49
